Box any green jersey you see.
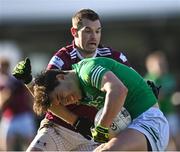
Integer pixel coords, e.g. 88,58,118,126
72,57,157,119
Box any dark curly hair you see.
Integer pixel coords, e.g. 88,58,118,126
33,69,67,115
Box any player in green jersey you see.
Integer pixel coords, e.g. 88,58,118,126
33,57,169,151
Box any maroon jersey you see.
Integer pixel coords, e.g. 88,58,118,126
46,41,130,131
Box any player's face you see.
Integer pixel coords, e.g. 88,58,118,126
49,75,81,106
76,18,102,54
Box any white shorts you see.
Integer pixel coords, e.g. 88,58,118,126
128,107,169,151
26,118,99,151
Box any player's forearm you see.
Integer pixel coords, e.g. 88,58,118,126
99,87,128,128
25,79,35,97
100,71,128,128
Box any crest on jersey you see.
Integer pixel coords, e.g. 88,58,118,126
119,53,127,62
49,56,64,69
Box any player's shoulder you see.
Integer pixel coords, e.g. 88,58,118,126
97,44,123,55
97,44,127,58
53,44,78,60
56,44,74,55
98,44,130,67
97,45,112,56
47,44,75,70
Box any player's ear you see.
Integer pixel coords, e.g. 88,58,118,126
71,27,78,37
56,74,65,80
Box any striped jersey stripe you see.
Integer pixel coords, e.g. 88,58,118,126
91,66,105,88
69,48,112,60
98,48,112,56
70,49,77,59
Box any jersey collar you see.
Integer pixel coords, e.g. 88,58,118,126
72,40,98,59
76,49,98,59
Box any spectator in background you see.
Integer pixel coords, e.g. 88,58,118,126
144,51,180,151
0,57,36,151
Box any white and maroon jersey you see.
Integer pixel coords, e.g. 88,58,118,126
46,42,130,131
47,43,130,70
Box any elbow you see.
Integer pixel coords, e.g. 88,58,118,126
113,83,128,99
121,85,128,98
124,85,128,95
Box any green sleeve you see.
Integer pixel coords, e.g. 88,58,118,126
80,63,109,89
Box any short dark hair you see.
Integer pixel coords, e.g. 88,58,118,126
72,8,100,29
33,69,66,115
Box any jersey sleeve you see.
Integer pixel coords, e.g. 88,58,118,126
46,48,72,70
111,49,131,67
47,55,65,70
80,63,109,89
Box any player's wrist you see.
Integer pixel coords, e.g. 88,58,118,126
24,75,33,84
26,77,34,86
95,125,109,132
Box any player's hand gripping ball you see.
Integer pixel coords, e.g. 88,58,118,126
94,107,132,139
91,125,109,143
12,57,32,84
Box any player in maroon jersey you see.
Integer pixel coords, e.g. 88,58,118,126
14,9,131,151
45,43,130,132
13,8,160,151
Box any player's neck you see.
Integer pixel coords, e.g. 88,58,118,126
76,48,97,59
74,40,97,58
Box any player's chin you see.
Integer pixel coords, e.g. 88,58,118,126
89,48,96,52
86,46,97,52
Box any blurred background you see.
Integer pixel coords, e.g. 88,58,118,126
0,0,180,150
